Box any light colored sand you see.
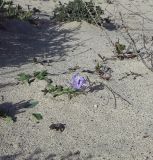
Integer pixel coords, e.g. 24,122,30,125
1,0,153,159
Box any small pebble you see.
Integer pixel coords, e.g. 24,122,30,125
94,104,98,108
0,95,4,102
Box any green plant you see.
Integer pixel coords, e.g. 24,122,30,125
33,70,48,80
95,62,101,72
17,70,86,99
0,0,32,20
115,42,126,55
17,70,49,84
42,83,84,99
95,63,112,80
32,113,43,120
17,73,32,84
53,0,104,25
24,100,39,108
114,42,137,59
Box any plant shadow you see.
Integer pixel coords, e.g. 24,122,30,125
0,148,93,160
0,18,80,67
0,153,21,160
0,100,37,122
88,83,104,93
102,22,119,31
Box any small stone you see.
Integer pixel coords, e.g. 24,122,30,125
94,104,98,108
0,95,4,102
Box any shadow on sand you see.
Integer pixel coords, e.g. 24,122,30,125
0,19,80,67
0,148,93,160
0,100,39,122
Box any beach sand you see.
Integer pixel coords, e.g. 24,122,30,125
1,0,153,159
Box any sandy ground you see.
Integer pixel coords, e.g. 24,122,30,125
1,0,153,159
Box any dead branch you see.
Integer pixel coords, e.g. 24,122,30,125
119,12,153,71
103,83,132,109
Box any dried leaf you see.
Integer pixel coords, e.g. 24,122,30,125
49,123,66,132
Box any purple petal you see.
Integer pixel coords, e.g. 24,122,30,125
71,73,87,90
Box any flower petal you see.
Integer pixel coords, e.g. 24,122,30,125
71,73,87,90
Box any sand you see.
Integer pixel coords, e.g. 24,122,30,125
1,0,153,159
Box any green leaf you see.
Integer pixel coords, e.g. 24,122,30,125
95,62,101,71
17,73,32,83
115,42,126,55
25,100,39,108
33,70,48,80
32,113,43,120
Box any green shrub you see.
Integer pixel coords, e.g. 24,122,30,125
53,0,104,25
0,0,32,20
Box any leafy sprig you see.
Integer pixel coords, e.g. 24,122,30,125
17,70,49,84
17,73,32,84
42,83,84,99
33,70,48,80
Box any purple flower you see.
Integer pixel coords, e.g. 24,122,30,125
71,73,87,90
